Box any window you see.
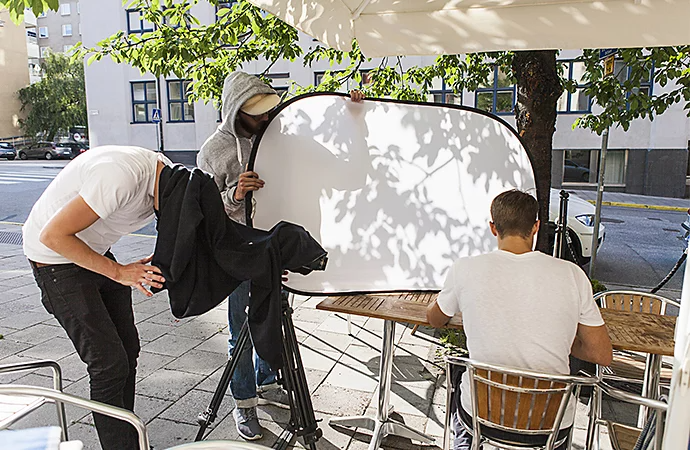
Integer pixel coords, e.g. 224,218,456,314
475,66,515,115
428,78,461,105
62,24,72,36
215,1,238,20
40,47,50,58
562,149,627,185
131,81,158,123
127,9,154,34
315,70,372,92
60,3,71,15
265,73,290,97
557,61,591,113
63,44,73,53
614,59,654,99
38,27,48,38
167,80,194,122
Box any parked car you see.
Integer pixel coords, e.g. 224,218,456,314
17,141,73,160
55,141,89,159
549,189,605,266
0,142,17,160
563,159,591,183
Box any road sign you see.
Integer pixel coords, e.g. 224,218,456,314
604,55,615,76
599,48,617,60
151,108,162,124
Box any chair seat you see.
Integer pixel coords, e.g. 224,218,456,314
603,353,673,385
0,394,47,428
607,421,641,450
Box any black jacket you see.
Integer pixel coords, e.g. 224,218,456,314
152,164,326,369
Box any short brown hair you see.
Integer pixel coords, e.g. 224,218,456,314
490,190,539,238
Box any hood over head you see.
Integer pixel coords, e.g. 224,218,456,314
220,71,278,136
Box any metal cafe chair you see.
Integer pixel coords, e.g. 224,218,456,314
594,381,667,450
587,290,678,450
0,360,68,440
444,356,597,450
0,384,274,450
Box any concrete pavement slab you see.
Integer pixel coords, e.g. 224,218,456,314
135,368,204,401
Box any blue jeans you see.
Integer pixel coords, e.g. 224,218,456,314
228,281,277,408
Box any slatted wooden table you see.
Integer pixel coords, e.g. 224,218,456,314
600,308,676,356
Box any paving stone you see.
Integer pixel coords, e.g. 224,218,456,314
256,402,291,425
292,307,331,324
147,417,199,449
134,394,173,424
159,388,234,425
304,368,329,394
169,319,225,341
317,315,362,335
7,323,66,345
296,346,340,373
194,332,229,354
136,351,176,380
311,384,371,417
304,411,356,450
66,421,102,450
425,403,446,438
136,321,175,343
202,410,242,441
165,349,227,376
192,306,229,325
0,354,43,383
302,329,355,353
194,366,226,393
136,369,204,401
56,352,88,383
141,334,204,358
0,310,52,330
0,338,32,359
1,275,36,289
0,297,41,318
147,309,185,326
22,336,76,360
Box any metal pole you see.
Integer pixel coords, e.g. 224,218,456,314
589,128,609,278
155,76,164,153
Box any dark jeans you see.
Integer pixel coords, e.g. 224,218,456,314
31,254,140,450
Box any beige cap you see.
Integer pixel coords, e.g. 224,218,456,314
241,93,281,116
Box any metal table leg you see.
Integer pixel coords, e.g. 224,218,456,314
638,353,661,427
329,320,435,450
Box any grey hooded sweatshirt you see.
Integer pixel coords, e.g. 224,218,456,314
197,71,277,224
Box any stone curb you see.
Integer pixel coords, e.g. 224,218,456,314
585,200,688,213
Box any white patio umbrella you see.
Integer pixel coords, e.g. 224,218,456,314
248,0,690,57
246,1,690,448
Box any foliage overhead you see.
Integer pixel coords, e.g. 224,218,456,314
0,0,57,23
18,52,88,141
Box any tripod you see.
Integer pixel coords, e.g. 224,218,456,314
195,290,322,450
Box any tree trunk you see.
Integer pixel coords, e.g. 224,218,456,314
512,51,562,253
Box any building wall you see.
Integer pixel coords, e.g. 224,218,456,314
81,1,690,197
37,1,81,57
0,8,30,138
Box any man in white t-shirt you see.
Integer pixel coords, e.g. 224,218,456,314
23,146,169,450
426,189,612,450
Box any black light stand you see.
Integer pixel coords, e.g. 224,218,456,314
194,290,321,450
553,190,570,260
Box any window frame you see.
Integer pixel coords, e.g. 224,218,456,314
428,79,462,105
39,47,50,58
62,24,73,36
38,26,48,38
126,9,154,35
130,81,158,124
474,66,515,116
557,60,592,114
60,3,71,15
166,79,195,123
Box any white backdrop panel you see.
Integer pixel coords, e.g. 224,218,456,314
250,95,536,294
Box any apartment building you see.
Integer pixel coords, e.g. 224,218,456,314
0,8,39,138
36,1,81,59
81,1,690,198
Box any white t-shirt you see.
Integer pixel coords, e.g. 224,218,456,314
436,249,604,427
23,146,170,264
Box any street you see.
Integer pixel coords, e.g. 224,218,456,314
0,159,686,293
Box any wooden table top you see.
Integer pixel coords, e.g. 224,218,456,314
316,293,676,356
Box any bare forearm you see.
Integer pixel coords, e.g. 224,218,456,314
571,334,613,366
40,232,120,280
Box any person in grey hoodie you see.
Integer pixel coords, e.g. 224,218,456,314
197,71,363,440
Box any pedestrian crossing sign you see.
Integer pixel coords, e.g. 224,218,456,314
151,108,162,124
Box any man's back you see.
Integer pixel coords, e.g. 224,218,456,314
436,249,603,424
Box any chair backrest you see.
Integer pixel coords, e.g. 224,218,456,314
594,290,679,315
448,356,597,450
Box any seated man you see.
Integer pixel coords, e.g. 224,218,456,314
426,189,612,450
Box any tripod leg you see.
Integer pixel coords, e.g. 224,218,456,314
195,319,251,441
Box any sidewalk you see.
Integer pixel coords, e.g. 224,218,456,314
567,189,688,212
0,222,630,449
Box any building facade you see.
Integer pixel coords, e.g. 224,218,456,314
36,1,81,59
0,8,38,139
81,1,690,198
